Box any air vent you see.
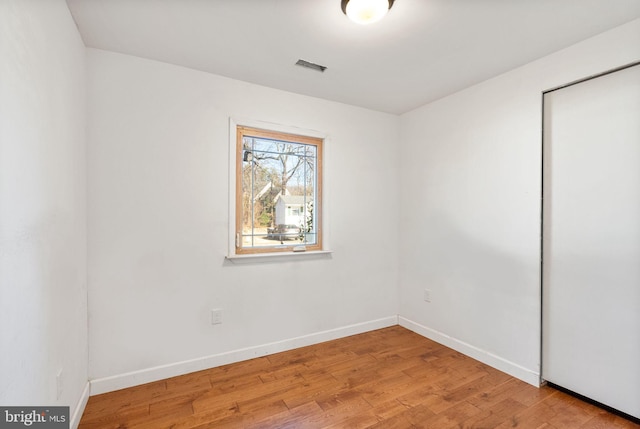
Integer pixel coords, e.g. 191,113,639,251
295,59,327,73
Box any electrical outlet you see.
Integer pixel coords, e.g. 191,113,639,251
56,368,63,400
211,309,223,325
424,289,431,303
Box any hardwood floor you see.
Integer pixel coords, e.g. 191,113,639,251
79,326,639,428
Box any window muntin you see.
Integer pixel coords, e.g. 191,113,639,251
236,126,322,254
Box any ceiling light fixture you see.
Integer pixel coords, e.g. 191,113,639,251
341,0,395,25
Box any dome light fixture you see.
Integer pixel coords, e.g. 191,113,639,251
341,0,395,25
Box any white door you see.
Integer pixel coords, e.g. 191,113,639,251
542,63,640,419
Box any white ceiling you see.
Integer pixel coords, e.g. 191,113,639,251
66,0,640,114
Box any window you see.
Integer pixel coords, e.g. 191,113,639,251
235,126,323,255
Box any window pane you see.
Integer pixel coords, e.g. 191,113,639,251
237,127,322,253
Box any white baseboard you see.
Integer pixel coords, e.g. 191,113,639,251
399,316,540,387
89,315,540,396
70,381,90,429
90,316,398,395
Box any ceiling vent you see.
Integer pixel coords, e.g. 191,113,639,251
295,59,327,73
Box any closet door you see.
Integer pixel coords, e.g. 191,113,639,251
542,64,640,419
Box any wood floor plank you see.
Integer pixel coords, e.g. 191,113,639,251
159,404,241,429
366,399,410,422
244,402,318,429
418,400,483,429
79,326,640,428
494,400,559,429
468,378,532,411
579,412,640,429
461,397,529,428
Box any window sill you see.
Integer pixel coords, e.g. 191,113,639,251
225,250,333,264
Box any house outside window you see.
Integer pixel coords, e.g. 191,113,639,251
235,125,323,254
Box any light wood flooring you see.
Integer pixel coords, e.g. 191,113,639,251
79,326,639,428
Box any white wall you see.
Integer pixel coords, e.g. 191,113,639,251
86,49,399,391
398,19,640,385
0,0,88,423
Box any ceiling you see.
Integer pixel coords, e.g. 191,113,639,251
66,0,640,114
